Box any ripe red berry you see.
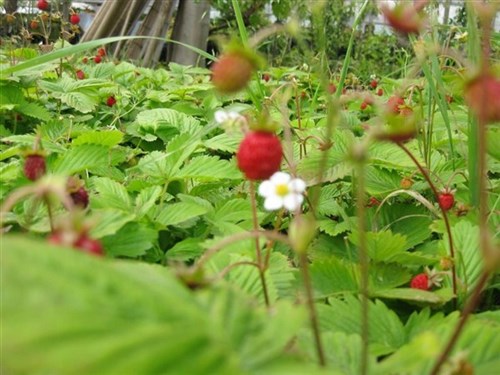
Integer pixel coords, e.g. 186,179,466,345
74,235,104,256
262,73,271,82
236,131,283,180
24,154,46,181
70,13,80,25
366,196,380,207
106,96,116,107
370,79,378,89
30,19,39,30
97,47,106,57
70,187,89,208
377,88,383,96
37,0,49,11
94,55,102,64
400,177,413,189
464,74,500,124
76,69,85,80
360,101,368,110
438,191,455,211
410,273,429,290
382,3,423,34
211,52,255,93
328,83,337,94
386,95,405,114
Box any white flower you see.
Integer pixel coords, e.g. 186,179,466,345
214,109,246,132
258,172,306,211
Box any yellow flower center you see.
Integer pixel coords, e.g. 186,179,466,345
275,184,289,197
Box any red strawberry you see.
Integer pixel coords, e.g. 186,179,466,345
360,101,368,110
386,95,405,114
37,0,49,11
97,47,106,57
400,177,413,189
370,79,378,89
74,235,104,256
328,83,337,94
464,74,500,124
410,273,429,290
236,131,283,180
381,3,424,34
24,153,46,181
377,88,383,96
30,19,39,30
94,55,102,64
70,187,89,208
70,13,80,25
211,52,255,93
106,96,116,107
76,69,85,80
438,190,455,211
366,196,380,207
262,73,271,82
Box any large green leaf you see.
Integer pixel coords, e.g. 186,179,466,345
53,144,110,175
176,156,241,180
91,176,132,211
101,222,158,257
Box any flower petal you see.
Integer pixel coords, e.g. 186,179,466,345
264,196,284,211
258,180,275,198
283,193,304,211
289,178,306,193
214,110,228,124
227,111,241,120
270,172,291,185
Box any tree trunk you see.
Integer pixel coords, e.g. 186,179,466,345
81,0,150,43
168,0,211,66
4,0,18,14
142,0,176,67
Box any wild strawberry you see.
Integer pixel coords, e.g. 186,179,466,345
328,83,337,94
370,79,378,89
97,47,106,57
410,273,429,290
366,196,380,207
381,3,425,34
400,177,413,189
386,95,405,114
76,69,85,80
236,131,283,180
70,13,80,25
106,96,116,107
23,153,46,181
464,73,500,124
30,19,39,30
360,101,368,110
438,189,455,211
262,73,271,82
82,57,88,64
74,235,104,256
37,0,49,11
94,55,102,64
71,187,89,208
211,52,255,93
377,88,383,96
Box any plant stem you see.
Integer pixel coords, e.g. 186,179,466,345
397,142,457,299
299,252,326,367
43,195,54,232
249,181,270,307
355,159,370,375
430,270,491,375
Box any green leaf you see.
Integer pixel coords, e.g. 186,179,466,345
53,144,110,175
91,176,131,211
155,198,211,227
101,222,157,257
165,238,204,261
17,101,51,122
373,288,454,305
310,257,359,298
349,230,407,263
176,156,240,180
60,92,99,113
88,209,135,238
72,130,124,147
134,186,163,219
204,132,243,153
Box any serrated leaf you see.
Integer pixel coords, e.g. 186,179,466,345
72,130,123,147
349,230,407,262
88,209,135,238
91,176,131,211
310,257,359,298
135,186,163,218
155,200,210,227
204,132,243,153
176,156,240,180
53,144,109,175
60,92,98,113
101,222,157,257
165,238,204,261
17,101,51,122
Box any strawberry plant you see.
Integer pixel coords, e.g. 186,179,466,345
1,2,499,375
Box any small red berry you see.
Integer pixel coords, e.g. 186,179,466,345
386,95,405,114
37,0,49,11
106,96,116,107
400,177,413,189
236,131,283,180
211,52,255,93
328,83,337,94
97,47,106,57
370,79,378,89
70,187,89,208
262,73,271,82
410,273,429,290
74,235,104,256
94,55,102,64
30,19,39,30
70,13,80,25
360,101,368,110
438,191,455,211
381,3,424,34
24,154,46,181
366,196,380,207
464,74,500,124
76,69,85,80
377,88,383,96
